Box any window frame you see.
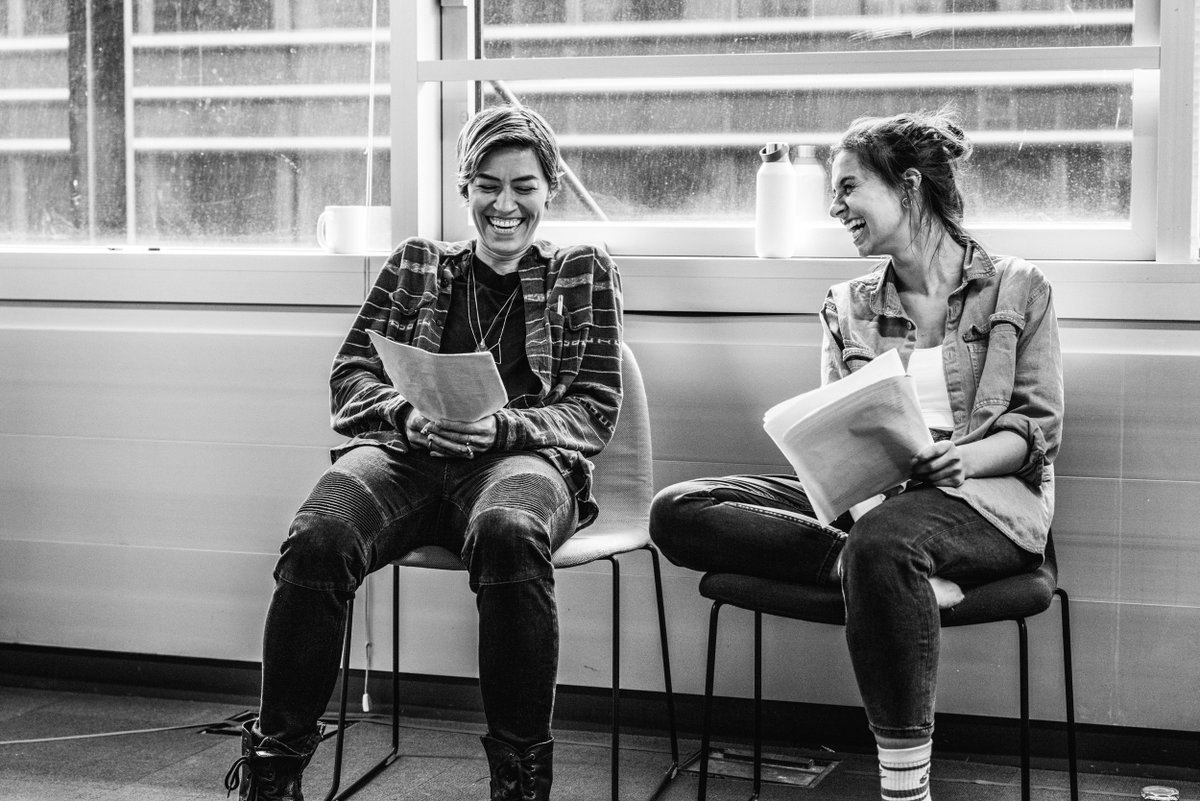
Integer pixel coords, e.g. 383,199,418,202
417,1,1188,264
1,0,1198,322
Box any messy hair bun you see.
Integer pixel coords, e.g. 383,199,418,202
832,107,972,246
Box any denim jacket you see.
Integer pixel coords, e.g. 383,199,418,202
820,240,1064,554
328,236,624,528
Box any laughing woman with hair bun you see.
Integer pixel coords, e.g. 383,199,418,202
650,108,1064,801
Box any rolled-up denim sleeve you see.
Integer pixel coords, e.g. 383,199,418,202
991,279,1064,486
819,292,850,386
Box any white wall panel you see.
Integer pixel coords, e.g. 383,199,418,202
0,539,277,659
1050,476,1121,603
0,434,328,553
3,305,1200,734
0,305,351,447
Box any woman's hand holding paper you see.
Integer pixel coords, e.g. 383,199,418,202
910,440,966,487
407,407,498,459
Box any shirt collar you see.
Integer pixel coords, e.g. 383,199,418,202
440,238,554,278
450,239,555,271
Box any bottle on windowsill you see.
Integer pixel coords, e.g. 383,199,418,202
794,145,827,221
754,142,796,258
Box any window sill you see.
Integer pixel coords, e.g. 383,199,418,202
618,256,1200,320
2,247,1198,321
0,248,377,306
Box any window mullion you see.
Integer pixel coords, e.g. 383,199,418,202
1153,0,1198,261
121,0,134,244
392,0,444,246
439,0,471,244
67,0,128,241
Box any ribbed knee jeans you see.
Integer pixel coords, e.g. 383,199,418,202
257,445,578,750
649,476,1038,740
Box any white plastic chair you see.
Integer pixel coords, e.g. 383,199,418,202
323,343,680,801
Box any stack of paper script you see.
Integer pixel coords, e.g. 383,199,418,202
763,348,933,524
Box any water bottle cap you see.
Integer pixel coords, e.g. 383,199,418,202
794,144,817,160
760,142,790,163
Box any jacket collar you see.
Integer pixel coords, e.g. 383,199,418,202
868,238,996,317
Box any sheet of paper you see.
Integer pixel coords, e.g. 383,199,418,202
762,349,933,524
763,348,905,443
367,330,507,422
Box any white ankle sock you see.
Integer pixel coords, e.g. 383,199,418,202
877,741,932,801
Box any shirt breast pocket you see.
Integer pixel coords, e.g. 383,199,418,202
386,291,434,341
961,310,1025,385
549,303,592,382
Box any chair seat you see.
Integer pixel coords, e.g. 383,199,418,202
554,528,650,567
694,531,1078,801
699,574,846,625
394,545,464,571
698,558,1058,628
393,528,652,572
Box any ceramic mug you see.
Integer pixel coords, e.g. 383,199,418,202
316,205,392,253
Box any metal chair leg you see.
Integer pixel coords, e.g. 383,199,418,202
752,611,762,801
645,545,681,801
608,555,621,801
322,567,402,801
1056,588,1079,801
323,596,356,801
390,563,400,753
1017,617,1031,801
697,600,724,801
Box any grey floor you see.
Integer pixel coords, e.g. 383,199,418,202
0,686,1194,801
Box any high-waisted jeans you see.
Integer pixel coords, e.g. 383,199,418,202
257,445,578,751
649,475,1039,740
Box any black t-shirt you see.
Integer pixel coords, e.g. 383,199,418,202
441,255,541,404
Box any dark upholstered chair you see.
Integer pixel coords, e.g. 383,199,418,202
695,532,1078,801
323,343,680,801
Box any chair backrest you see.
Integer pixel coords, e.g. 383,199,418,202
396,341,654,570
586,342,654,537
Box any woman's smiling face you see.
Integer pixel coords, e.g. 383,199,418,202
828,150,909,258
468,146,549,268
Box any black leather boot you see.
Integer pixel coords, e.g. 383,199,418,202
223,721,321,800
481,734,554,801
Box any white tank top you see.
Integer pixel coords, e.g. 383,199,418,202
906,346,955,433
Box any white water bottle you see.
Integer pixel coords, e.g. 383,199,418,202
755,142,797,258
793,145,827,223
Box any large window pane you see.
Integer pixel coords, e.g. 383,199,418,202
483,75,1133,226
0,0,389,247
472,0,1141,257
483,0,1133,58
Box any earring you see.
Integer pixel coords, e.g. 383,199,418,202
901,195,911,209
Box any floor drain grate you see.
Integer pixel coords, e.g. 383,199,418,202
681,747,840,789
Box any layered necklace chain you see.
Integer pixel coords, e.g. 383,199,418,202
467,263,521,364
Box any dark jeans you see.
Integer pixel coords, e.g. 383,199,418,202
649,475,1039,740
258,445,578,751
